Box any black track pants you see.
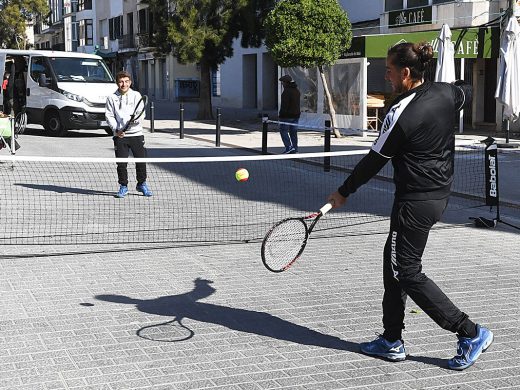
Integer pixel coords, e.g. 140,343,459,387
113,135,147,186
382,198,470,342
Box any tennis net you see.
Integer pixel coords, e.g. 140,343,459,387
0,147,493,245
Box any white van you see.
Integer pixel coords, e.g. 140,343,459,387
0,49,117,136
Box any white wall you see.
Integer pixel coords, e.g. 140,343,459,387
339,0,383,23
217,40,268,108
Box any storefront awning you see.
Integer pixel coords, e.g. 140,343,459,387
94,49,117,59
344,26,500,59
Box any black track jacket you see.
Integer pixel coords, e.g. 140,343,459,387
338,81,472,200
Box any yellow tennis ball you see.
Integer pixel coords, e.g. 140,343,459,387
235,168,249,182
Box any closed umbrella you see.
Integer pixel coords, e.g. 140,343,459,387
434,24,456,83
495,16,520,144
435,24,462,133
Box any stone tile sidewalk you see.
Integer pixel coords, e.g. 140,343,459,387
0,122,518,389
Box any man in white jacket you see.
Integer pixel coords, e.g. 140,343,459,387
105,71,152,198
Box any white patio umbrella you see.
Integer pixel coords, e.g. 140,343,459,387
434,24,456,83
434,24,462,133
495,16,520,144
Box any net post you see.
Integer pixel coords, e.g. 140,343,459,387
150,101,155,133
216,107,221,147
262,115,268,155
9,116,15,155
483,138,500,222
324,120,331,172
179,103,184,139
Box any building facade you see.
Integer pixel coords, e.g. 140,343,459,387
217,0,511,133
34,0,199,101
32,0,514,132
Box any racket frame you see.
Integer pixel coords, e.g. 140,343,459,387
122,94,148,132
261,203,333,273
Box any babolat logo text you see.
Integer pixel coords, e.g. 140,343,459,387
488,155,497,197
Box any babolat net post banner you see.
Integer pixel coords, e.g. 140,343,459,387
484,143,499,207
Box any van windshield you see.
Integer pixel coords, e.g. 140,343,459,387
49,57,114,83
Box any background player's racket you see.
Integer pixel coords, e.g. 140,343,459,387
122,95,148,132
261,202,333,272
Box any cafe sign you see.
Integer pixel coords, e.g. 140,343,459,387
389,6,432,28
344,27,499,59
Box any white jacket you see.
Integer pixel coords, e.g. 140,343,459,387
105,89,145,136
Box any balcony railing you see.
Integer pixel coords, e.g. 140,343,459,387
118,34,136,50
52,43,65,51
136,32,150,48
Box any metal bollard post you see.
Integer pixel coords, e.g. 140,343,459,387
179,103,184,139
324,120,331,172
216,107,221,147
262,115,268,155
150,101,155,133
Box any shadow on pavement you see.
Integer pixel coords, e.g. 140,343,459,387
96,277,360,352
95,277,453,369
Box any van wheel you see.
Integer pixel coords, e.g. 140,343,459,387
44,111,67,136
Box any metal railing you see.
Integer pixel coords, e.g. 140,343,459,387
118,34,136,50
136,33,150,48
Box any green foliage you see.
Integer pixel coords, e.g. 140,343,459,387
145,0,275,67
0,0,49,49
264,0,352,68
143,0,276,119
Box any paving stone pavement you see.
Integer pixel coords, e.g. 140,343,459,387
0,122,518,389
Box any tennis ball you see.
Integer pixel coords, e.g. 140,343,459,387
235,168,249,182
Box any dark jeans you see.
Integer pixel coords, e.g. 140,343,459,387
113,135,147,186
279,118,298,151
382,197,470,342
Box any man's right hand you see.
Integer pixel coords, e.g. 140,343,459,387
116,130,125,138
327,190,347,209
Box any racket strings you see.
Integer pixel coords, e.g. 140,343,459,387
263,219,307,271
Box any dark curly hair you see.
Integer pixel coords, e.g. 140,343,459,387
387,42,433,81
115,70,132,82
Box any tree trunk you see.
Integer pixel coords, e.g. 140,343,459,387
319,66,341,138
197,59,213,120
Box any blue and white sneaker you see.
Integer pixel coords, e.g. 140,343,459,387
448,324,493,370
136,182,152,197
116,185,128,198
360,335,407,361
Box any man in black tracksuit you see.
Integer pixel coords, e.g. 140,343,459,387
327,42,493,370
278,74,301,153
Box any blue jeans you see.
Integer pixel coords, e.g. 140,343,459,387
279,118,299,151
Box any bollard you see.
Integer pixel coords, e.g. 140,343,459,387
179,103,184,139
150,101,155,133
262,115,268,155
324,120,331,172
216,107,221,147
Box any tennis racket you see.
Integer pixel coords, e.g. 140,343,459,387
261,202,333,272
122,94,148,132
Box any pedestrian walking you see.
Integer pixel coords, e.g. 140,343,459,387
278,74,300,154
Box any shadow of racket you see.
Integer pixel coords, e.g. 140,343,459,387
136,318,194,342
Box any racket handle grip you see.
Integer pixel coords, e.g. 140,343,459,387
320,202,333,215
